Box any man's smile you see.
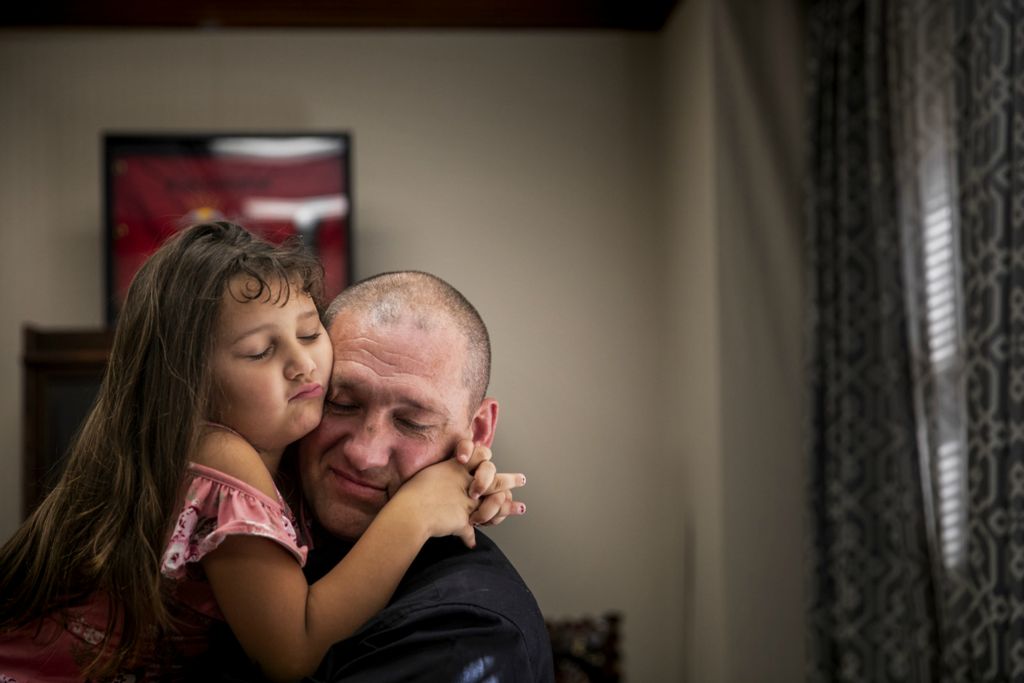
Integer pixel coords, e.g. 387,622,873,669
327,466,388,502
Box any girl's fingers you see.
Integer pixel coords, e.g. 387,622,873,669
470,491,527,526
456,440,492,468
456,524,477,549
470,493,506,526
482,472,526,495
469,461,496,500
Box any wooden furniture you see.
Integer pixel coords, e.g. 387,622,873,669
547,612,622,683
22,327,113,517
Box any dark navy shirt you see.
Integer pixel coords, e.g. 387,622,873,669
304,532,554,683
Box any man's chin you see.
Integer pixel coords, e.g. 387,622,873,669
316,507,375,542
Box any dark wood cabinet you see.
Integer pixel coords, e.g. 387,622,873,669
22,327,113,517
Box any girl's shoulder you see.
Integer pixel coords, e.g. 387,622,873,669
192,424,278,500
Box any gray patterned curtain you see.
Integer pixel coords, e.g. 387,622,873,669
806,0,944,679
809,0,1024,680
955,1,1024,679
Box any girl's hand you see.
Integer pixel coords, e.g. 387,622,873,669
453,439,527,528
391,458,479,547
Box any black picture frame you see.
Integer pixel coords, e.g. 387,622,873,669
103,132,353,325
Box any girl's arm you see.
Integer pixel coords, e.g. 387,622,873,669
197,434,521,682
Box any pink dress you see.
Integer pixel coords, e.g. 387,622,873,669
0,463,308,682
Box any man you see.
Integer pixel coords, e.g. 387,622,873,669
296,271,552,682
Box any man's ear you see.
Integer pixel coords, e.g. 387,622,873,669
470,398,499,447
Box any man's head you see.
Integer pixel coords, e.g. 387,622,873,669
298,271,499,540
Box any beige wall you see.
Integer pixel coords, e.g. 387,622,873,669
661,0,724,679
661,0,805,679
0,3,804,679
715,0,806,679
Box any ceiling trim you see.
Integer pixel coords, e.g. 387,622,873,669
1,1,680,31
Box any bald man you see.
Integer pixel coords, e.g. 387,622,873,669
297,271,552,682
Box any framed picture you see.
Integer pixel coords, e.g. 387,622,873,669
103,133,352,324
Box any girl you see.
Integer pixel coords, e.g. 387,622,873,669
0,222,521,681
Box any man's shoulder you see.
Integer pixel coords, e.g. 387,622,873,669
318,532,554,682
393,532,542,623
312,530,538,615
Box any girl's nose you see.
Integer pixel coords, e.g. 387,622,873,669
285,345,317,380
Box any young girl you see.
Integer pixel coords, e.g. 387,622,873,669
0,222,522,682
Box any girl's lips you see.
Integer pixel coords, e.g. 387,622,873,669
290,384,324,401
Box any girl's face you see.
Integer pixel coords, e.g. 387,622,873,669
209,276,334,459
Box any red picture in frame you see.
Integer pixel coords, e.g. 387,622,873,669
104,134,352,324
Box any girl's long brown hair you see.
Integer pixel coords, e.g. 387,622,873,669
0,221,323,677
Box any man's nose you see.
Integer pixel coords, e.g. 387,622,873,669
341,416,390,471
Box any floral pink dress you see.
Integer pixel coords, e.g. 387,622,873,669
0,463,308,682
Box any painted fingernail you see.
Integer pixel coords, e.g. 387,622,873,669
518,503,526,514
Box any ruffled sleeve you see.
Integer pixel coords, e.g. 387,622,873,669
161,463,308,580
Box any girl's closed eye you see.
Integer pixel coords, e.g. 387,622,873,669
298,330,322,343
245,346,273,361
